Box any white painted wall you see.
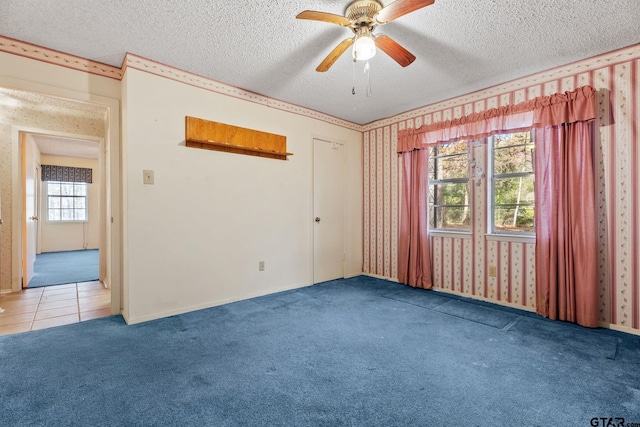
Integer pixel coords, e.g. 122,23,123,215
39,155,100,253
122,68,362,324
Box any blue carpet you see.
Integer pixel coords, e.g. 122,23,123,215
28,249,99,288
1,276,639,426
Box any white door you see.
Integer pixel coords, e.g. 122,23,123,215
22,136,38,287
313,139,345,283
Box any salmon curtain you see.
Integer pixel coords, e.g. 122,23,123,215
534,122,598,327
396,86,598,325
398,148,431,288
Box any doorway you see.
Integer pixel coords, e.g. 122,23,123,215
22,132,104,288
11,130,112,332
313,138,346,284
0,85,120,333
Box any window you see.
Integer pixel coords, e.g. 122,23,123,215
47,181,87,222
490,132,535,234
428,140,470,230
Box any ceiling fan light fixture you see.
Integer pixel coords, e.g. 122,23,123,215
297,0,432,71
352,33,376,61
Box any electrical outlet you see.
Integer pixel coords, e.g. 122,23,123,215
143,169,154,185
259,261,265,271
488,265,497,277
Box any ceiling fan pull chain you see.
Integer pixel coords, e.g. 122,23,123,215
365,60,373,98
352,59,356,95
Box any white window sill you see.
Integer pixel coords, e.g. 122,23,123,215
485,233,535,244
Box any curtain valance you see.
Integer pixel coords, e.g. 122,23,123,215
397,85,596,152
41,165,93,183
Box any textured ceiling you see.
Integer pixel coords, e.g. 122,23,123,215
32,134,100,160
1,0,640,124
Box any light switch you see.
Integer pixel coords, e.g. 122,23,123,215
143,170,154,185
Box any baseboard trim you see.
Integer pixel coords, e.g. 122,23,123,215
124,275,640,337
599,322,640,337
125,282,310,325
363,273,399,282
363,275,640,336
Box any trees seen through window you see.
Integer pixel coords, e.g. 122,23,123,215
428,140,470,230
491,132,535,233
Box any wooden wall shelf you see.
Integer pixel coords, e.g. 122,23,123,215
185,116,291,160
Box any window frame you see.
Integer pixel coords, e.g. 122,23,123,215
428,139,471,232
46,181,89,223
488,131,535,236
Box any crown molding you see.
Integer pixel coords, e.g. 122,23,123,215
123,54,362,131
6,34,638,134
0,35,362,131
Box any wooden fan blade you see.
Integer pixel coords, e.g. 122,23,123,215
375,35,416,67
296,10,352,27
375,0,435,24
316,38,354,72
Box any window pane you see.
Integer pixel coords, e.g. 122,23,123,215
429,140,470,231
491,132,535,234
494,176,535,205
74,184,87,196
494,132,531,149
48,197,61,209
47,182,88,222
429,140,468,181
429,183,469,206
61,197,74,208
430,154,468,180
494,145,534,175
430,206,471,230
61,209,73,221
48,182,61,195
493,206,535,233
61,183,74,196
438,140,468,156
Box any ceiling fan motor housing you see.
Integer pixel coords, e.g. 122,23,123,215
346,0,382,31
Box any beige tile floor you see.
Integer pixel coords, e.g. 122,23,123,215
0,281,111,336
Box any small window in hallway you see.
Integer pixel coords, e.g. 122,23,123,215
46,181,88,222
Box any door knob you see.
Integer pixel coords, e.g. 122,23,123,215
30,216,39,221
315,217,321,223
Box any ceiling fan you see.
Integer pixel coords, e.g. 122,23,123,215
296,0,435,72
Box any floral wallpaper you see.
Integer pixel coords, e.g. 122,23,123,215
363,44,640,334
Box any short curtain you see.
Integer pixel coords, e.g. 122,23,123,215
41,165,92,184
